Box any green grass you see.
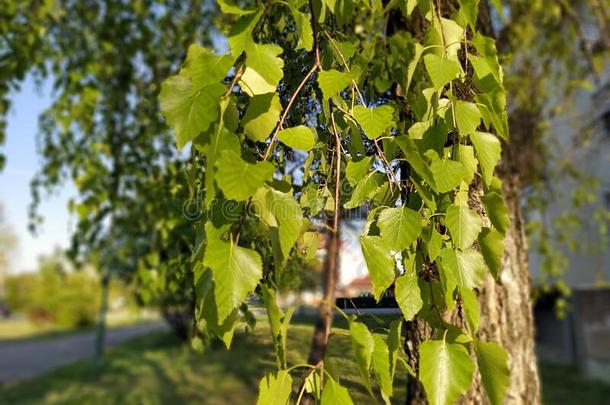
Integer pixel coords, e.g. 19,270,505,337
539,362,610,405
0,315,608,404
0,310,160,342
0,315,406,404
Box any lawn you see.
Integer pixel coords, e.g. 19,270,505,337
0,316,608,404
0,310,160,342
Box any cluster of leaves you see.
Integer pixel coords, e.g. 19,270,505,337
159,0,514,403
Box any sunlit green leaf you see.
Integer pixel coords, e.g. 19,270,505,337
395,270,422,320
240,43,284,95
429,153,465,193
377,207,422,252
482,192,509,234
243,93,282,142
360,235,395,301
424,53,460,91
454,101,482,136
318,69,358,100
440,247,487,289
159,79,224,149
459,286,480,333
475,341,510,405
320,377,355,405
349,320,375,395
353,105,395,139
420,339,474,405
216,150,274,200
203,223,263,323
478,227,505,278
470,131,501,187
372,334,393,404
217,0,258,15
256,370,293,405
446,204,482,250
277,125,317,151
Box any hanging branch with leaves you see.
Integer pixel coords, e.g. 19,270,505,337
159,0,512,403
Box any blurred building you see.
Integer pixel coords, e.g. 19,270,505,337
529,75,610,382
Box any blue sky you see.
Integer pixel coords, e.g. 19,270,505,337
1,75,74,273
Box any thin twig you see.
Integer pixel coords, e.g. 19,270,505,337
374,138,400,188
263,63,319,160
330,108,342,234
223,63,244,98
322,29,366,106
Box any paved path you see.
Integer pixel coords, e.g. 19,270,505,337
0,322,166,383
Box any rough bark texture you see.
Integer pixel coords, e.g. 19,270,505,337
469,175,541,404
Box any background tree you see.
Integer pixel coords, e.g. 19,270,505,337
0,202,17,301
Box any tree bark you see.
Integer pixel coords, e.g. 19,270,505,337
465,175,541,404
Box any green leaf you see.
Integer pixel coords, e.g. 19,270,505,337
318,69,357,100
256,370,293,405
349,320,375,395
478,227,504,278
395,270,423,320
321,378,355,405
290,8,313,50
426,227,443,261
261,286,294,368
254,187,303,259
429,153,465,193
470,131,501,187
440,248,487,289
353,105,395,139
344,172,386,209
395,137,435,187
360,236,395,301
408,120,432,140
277,125,317,151
228,10,263,57
459,286,480,333
346,156,373,183
475,341,510,405
217,0,258,15
457,0,479,28
457,145,477,185
439,17,464,60
203,223,263,323
242,93,282,142
405,42,424,92
198,270,240,348
481,192,509,234
240,43,284,96
419,339,475,405
159,78,225,149
388,319,402,379
216,150,274,201
377,207,422,252
183,45,234,86
454,101,482,136
372,334,393,404
423,53,461,91
445,204,482,250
